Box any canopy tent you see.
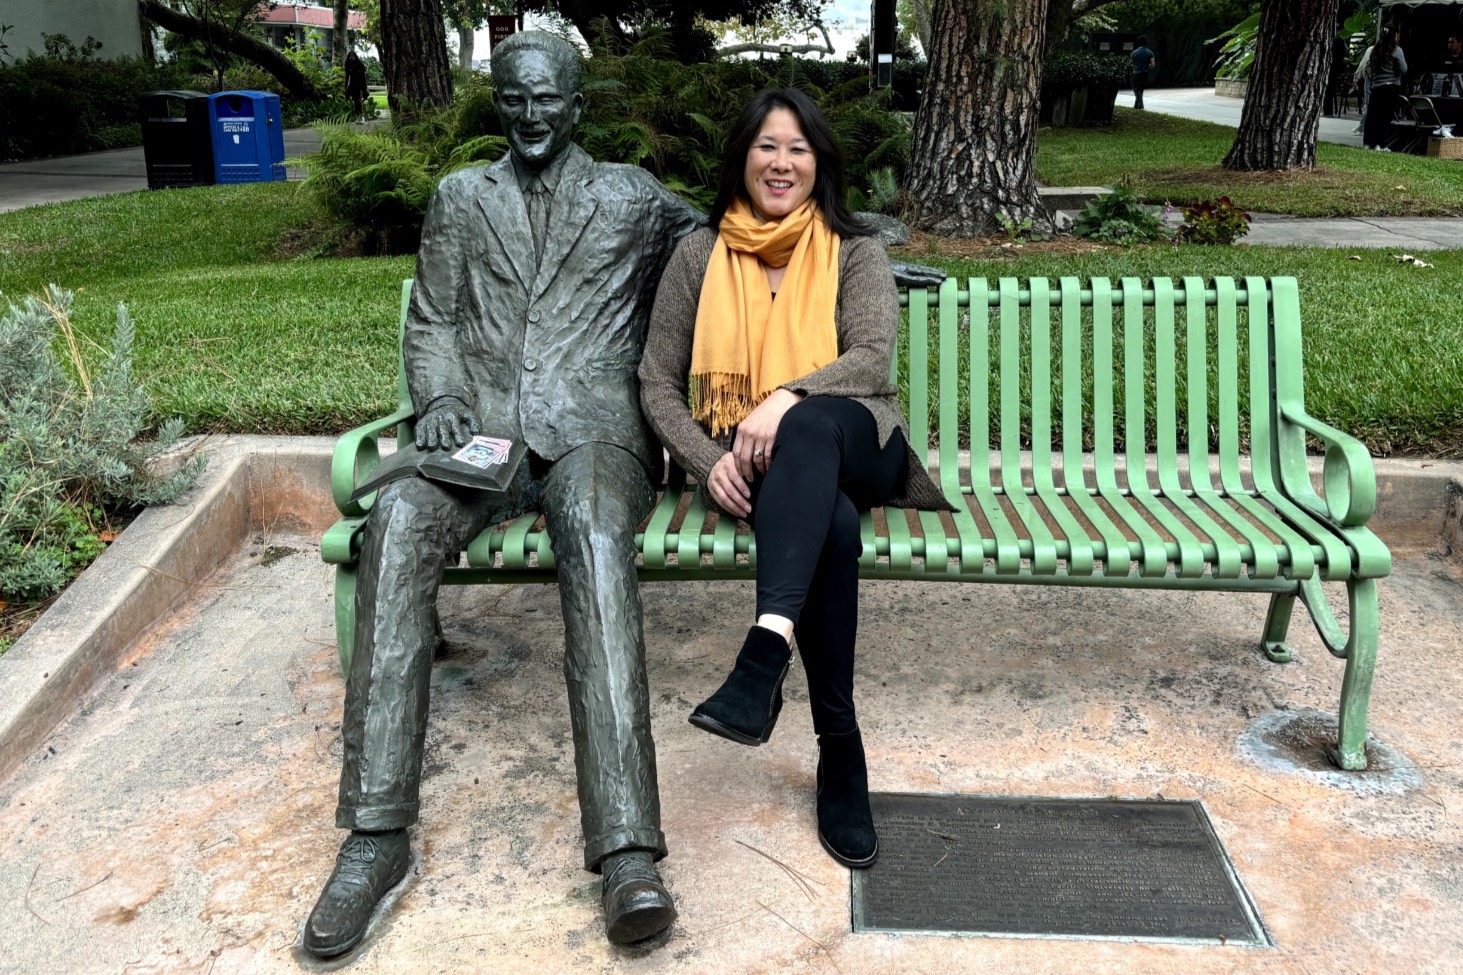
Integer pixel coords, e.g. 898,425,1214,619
1381,1,1463,6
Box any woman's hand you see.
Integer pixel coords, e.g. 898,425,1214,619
708,452,752,518
732,388,804,478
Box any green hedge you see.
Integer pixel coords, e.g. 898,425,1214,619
0,51,192,160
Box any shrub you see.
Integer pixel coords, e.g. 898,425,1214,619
0,38,192,160
1072,183,1171,246
0,288,204,603
1211,12,1261,81
1042,51,1130,95
1178,196,1252,245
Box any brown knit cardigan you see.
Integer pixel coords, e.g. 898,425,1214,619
639,225,950,513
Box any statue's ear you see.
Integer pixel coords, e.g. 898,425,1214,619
571,91,583,127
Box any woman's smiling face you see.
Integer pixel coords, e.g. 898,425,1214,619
743,107,816,221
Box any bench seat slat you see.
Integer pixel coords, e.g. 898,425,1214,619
425,478,1357,582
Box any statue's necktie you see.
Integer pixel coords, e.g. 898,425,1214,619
527,176,550,267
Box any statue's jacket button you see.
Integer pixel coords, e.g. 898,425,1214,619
527,310,542,323
524,358,539,371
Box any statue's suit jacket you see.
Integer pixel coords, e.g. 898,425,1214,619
403,144,705,476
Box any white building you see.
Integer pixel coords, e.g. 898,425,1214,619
0,0,145,60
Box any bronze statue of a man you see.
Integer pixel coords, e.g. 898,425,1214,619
303,31,704,957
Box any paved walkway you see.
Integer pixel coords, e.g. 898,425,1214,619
0,126,325,214
1115,87,1368,149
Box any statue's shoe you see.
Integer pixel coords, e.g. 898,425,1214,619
602,854,677,945
303,829,411,958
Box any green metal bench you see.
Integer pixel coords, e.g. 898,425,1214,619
323,276,1390,770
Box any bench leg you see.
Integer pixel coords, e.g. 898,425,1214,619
1259,591,1298,662
1332,579,1380,771
334,563,357,676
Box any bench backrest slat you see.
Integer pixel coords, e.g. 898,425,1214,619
937,278,962,495
908,285,932,454
999,278,1026,496
1245,275,1279,494
1122,277,1150,489
1215,278,1244,494
1183,276,1211,489
969,279,993,482
1029,278,1055,492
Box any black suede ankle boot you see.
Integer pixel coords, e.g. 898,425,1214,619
816,727,878,868
688,626,792,746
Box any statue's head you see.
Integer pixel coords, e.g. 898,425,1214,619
492,32,583,170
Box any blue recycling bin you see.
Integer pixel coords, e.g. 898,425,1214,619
207,91,286,184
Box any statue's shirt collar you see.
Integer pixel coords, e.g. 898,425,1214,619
511,150,569,196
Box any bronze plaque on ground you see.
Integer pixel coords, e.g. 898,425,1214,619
852,794,1268,945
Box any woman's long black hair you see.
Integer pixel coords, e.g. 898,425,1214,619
707,88,870,238
1370,23,1399,74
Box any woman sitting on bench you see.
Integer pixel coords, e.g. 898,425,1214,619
639,88,947,869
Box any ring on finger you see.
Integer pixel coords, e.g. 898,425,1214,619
753,447,765,457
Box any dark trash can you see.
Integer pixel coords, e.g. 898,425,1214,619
208,91,286,184
139,90,215,190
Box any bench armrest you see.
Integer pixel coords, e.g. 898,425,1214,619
330,407,416,517
1278,405,1377,528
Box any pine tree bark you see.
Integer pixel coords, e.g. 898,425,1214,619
379,0,454,113
1222,0,1339,171
905,0,1053,237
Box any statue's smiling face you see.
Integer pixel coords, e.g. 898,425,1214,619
495,50,582,169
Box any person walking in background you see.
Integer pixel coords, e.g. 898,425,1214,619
1131,36,1156,110
1363,26,1407,150
344,50,369,123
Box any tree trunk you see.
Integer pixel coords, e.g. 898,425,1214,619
1046,0,1076,55
140,16,156,63
912,0,932,55
334,0,350,65
1222,0,1339,171
138,0,325,101
379,0,454,112
904,0,1053,237
457,25,474,71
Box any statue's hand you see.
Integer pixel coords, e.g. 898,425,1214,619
415,396,481,451
891,261,948,290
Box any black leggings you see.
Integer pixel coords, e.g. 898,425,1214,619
1363,84,1401,148
745,397,908,736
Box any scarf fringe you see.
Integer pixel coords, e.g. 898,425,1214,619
690,371,756,438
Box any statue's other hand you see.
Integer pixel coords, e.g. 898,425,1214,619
891,261,948,290
416,397,481,451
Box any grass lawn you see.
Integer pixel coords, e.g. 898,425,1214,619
1,180,1460,455
1038,108,1463,218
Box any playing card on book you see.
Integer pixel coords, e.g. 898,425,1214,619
349,432,528,502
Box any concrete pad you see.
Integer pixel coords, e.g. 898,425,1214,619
0,439,1460,973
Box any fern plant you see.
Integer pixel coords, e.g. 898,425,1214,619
299,33,921,252
0,287,203,603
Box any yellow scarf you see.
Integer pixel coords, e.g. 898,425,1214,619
690,197,841,436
